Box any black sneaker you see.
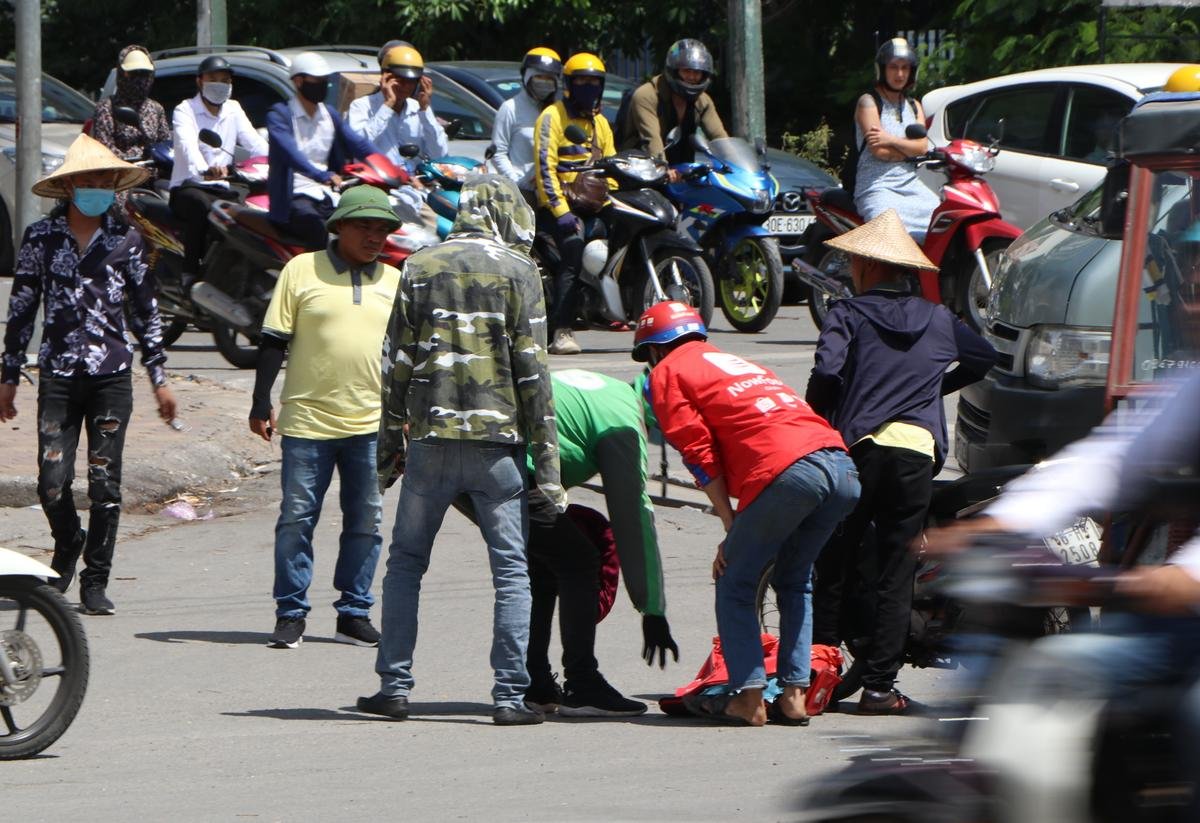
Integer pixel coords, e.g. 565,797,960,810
50,530,86,594
858,688,922,716
356,691,409,720
560,676,647,718
79,585,114,616
334,615,380,647
268,616,306,649
524,673,564,713
494,704,545,726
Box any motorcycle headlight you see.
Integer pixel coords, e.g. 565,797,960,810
749,188,772,214
1025,326,1111,389
947,143,995,174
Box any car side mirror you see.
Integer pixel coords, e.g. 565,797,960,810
113,106,141,128
197,128,223,149
664,126,682,150
1099,161,1131,241
484,143,496,161
445,119,463,140
904,123,927,140
564,124,589,145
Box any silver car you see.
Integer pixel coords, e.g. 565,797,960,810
0,60,91,275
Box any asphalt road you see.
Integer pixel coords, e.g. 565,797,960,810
1,293,965,821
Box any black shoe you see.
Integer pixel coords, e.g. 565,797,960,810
560,676,647,718
524,673,564,713
334,615,380,647
79,585,114,616
50,530,86,594
494,704,545,726
268,616,306,649
356,691,409,720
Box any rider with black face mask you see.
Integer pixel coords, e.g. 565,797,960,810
532,52,617,356
265,52,379,250
90,45,171,165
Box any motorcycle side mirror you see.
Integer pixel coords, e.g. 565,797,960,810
484,143,496,161
397,144,421,159
663,127,682,150
445,119,463,140
1099,161,1131,241
690,133,712,156
904,123,927,140
197,128,223,149
754,137,767,155
564,124,589,145
113,106,141,128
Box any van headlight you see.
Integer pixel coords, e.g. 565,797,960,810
1025,326,1111,389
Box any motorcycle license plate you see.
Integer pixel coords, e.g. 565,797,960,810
765,214,814,235
1042,517,1102,566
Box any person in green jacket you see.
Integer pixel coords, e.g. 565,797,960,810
522,368,679,717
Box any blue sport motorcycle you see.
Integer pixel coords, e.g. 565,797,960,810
666,135,783,332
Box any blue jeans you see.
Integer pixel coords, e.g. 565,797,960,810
376,439,531,708
274,434,383,618
716,449,860,691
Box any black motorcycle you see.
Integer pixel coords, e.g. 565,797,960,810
541,125,715,328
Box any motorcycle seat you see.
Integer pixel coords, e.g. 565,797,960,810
819,187,858,214
130,191,186,232
226,204,310,248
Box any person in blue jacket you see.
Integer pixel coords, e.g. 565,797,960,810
266,52,378,250
805,209,996,715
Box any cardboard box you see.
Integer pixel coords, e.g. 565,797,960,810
335,71,380,115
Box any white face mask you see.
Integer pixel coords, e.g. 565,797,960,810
201,81,232,106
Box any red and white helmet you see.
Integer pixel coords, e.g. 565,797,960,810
632,301,707,362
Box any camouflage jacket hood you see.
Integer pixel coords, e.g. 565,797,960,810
448,174,536,253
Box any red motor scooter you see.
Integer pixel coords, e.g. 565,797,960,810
794,124,1022,331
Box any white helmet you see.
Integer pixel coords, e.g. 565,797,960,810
289,51,331,78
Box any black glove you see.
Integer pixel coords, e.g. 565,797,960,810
642,614,679,668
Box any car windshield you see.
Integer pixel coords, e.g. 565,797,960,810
0,66,94,124
487,77,525,99
1132,168,1200,382
707,137,762,171
1050,184,1105,235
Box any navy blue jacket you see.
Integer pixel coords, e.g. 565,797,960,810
805,287,997,465
265,101,377,225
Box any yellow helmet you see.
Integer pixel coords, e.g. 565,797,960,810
523,47,562,76
563,52,606,78
381,44,425,80
1165,65,1200,93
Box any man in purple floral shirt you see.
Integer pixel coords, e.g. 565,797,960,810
0,134,177,615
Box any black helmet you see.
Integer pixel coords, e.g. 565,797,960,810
197,55,234,76
664,39,713,100
875,38,918,91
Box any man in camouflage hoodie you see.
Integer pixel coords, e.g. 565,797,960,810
358,174,564,726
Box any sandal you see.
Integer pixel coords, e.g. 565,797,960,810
767,700,810,726
682,692,755,726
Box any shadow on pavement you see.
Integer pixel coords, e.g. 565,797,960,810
221,707,379,722
754,338,818,346
135,630,344,646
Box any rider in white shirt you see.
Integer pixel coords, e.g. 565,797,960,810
492,47,561,205
168,55,269,291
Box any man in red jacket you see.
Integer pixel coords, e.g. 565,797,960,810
634,302,860,726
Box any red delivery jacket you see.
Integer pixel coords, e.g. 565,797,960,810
645,340,846,510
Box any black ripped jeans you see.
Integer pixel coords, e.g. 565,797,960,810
36,372,133,588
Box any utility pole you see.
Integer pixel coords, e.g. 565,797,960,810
197,0,228,48
14,0,43,242
727,0,766,140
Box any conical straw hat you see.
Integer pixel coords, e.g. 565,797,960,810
824,209,938,271
32,133,149,199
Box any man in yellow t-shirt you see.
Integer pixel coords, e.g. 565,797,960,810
248,186,402,650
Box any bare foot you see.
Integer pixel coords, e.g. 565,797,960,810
778,685,808,721
728,688,767,726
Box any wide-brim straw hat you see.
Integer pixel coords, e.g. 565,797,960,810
31,134,149,199
824,209,938,271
